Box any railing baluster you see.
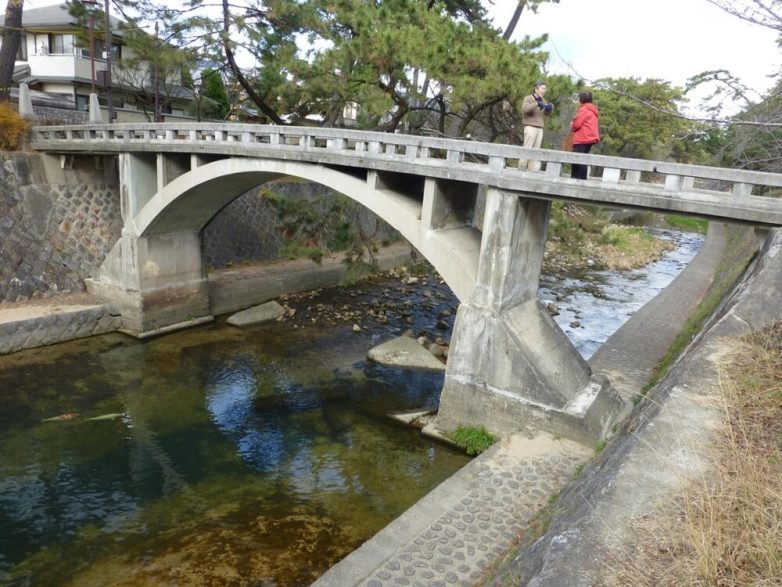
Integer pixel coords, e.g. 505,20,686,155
733,182,752,197
602,168,621,183
327,138,345,151
546,162,562,178
625,170,641,184
489,156,505,171
664,174,682,191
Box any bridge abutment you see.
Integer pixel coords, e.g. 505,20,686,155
87,231,212,336
437,188,625,445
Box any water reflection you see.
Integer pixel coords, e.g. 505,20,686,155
0,228,703,584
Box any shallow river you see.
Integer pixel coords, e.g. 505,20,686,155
0,228,703,586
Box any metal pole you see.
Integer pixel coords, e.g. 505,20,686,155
103,0,113,122
154,20,159,122
88,12,95,93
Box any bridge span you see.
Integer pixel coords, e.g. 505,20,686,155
29,123,782,446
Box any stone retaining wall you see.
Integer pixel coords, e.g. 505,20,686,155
0,303,121,355
204,180,398,269
0,153,122,302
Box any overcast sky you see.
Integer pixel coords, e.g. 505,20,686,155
488,0,779,112
26,0,780,111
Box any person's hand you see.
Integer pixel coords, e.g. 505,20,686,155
536,99,545,109
544,103,554,113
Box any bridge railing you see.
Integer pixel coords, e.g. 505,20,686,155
31,123,782,202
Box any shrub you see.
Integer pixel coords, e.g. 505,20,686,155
0,102,29,151
451,425,496,456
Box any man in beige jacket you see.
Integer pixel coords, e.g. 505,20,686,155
518,81,554,171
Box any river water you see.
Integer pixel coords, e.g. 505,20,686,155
0,228,703,586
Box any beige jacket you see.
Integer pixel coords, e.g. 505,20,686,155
521,94,546,128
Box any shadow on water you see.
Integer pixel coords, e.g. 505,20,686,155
0,229,702,585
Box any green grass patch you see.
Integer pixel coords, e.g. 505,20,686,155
450,425,496,456
599,225,653,249
664,214,709,233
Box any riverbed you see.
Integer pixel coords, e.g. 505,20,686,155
0,228,703,585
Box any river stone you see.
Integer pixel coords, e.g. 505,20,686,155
227,301,286,326
368,336,446,372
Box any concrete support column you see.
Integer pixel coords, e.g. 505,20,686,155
437,188,625,445
421,178,477,230
471,188,549,309
90,153,213,336
119,153,157,221
86,230,212,337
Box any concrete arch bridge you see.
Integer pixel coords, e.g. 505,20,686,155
30,123,782,445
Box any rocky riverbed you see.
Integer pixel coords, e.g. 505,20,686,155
257,220,686,367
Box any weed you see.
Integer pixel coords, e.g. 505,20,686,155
450,425,496,456
664,214,708,233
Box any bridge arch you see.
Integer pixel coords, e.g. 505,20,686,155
131,157,482,302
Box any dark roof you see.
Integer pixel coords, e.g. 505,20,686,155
20,4,76,27
1,3,123,34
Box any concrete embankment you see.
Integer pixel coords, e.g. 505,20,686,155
486,226,781,585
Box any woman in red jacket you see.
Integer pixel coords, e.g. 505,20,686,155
570,91,600,180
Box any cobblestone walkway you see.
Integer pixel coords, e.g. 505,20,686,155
314,433,591,587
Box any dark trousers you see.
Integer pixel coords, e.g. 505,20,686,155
571,143,593,180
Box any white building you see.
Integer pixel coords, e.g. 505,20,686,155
1,3,196,121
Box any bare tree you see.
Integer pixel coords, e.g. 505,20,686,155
705,0,782,31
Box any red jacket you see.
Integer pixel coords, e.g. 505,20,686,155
571,103,600,145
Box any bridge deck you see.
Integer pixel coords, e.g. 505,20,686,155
31,123,782,227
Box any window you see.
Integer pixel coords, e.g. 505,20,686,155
48,34,74,55
92,40,122,62
16,34,27,61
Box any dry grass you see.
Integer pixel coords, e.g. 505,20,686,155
607,323,782,586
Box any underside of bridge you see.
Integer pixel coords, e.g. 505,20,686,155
87,153,625,445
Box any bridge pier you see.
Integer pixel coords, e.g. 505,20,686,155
86,153,213,336
437,188,625,445
86,230,212,336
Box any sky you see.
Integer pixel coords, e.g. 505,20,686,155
487,0,779,113
23,0,780,112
